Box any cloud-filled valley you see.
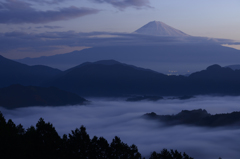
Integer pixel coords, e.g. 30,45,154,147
1,96,240,159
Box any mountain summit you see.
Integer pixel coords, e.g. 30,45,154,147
134,21,189,36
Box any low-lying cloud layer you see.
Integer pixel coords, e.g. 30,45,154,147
1,96,240,159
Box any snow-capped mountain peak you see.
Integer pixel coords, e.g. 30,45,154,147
134,21,189,36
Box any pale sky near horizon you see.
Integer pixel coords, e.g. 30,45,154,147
0,0,240,58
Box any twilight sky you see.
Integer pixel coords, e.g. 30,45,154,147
0,0,240,59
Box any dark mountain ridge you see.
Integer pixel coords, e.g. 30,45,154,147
3,54,240,97
0,55,62,88
64,59,158,74
43,60,172,96
0,84,87,109
143,109,240,127
43,60,240,97
186,64,240,95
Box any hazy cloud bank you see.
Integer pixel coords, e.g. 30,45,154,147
1,96,240,159
1,30,239,58
0,0,99,24
35,25,63,29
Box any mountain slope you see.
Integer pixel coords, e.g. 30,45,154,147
43,60,240,97
134,21,189,36
0,84,87,109
0,55,62,88
43,60,182,96
144,109,240,127
186,64,240,94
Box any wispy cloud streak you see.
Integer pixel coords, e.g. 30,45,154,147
92,0,151,9
28,0,68,5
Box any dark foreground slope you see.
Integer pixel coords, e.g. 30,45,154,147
43,60,240,97
0,85,87,109
144,109,240,127
0,55,62,88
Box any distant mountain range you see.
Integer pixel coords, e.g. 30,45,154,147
0,84,87,109
134,21,189,36
0,55,62,88
143,109,240,127
42,60,169,96
2,55,240,97
42,60,240,97
16,44,240,74
126,95,195,102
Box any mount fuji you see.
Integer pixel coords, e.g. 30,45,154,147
134,21,189,36
16,21,240,74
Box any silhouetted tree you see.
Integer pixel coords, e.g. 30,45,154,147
149,149,193,159
149,151,159,159
0,112,26,158
129,144,142,159
109,136,141,159
67,125,91,159
0,112,8,158
24,118,61,159
59,134,69,159
36,118,61,158
88,136,110,159
24,126,38,158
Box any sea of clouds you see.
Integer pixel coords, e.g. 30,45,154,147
1,96,240,159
